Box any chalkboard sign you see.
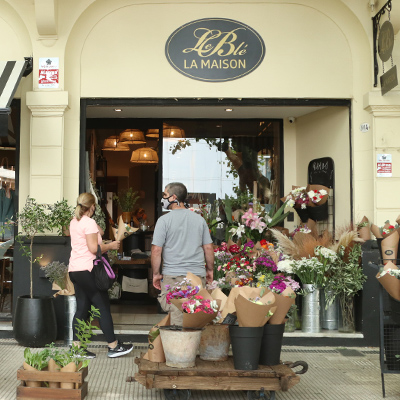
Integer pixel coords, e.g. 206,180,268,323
221,313,237,325
308,157,334,188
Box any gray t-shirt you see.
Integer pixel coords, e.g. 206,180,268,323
152,209,212,277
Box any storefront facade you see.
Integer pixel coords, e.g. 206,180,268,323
2,0,400,343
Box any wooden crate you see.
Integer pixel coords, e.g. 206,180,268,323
17,366,88,400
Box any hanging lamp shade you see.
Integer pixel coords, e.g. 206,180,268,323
130,147,159,164
146,129,159,138
102,135,118,151
119,129,146,144
163,124,185,138
114,141,130,151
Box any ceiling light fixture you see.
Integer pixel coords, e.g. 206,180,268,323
130,147,159,164
225,108,233,112
114,108,122,112
102,135,118,151
146,129,160,139
119,129,146,144
163,124,185,138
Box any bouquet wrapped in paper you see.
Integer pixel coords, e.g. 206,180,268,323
306,184,329,207
379,226,400,264
52,275,75,297
357,216,371,241
112,215,139,241
143,314,170,363
234,291,276,327
376,261,400,300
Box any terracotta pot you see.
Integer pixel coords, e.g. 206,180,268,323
121,212,131,224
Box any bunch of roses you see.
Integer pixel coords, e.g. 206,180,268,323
165,279,200,304
182,296,218,314
269,275,300,294
307,189,327,204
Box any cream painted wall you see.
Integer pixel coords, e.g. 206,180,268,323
295,107,351,230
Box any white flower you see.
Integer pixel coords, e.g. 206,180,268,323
277,259,294,274
287,199,295,208
315,246,338,262
236,224,246,238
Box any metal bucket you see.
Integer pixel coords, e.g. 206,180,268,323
321,290,338,330
302,284,321,333
64,295,77,345
160,328,202,368
199,324,230,361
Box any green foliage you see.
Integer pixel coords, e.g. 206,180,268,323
266,201,291,228
113,188,140,212
325,243,367,306
107,249,118,266
48,199,74,236
40,261,68,290
92,204,106,231
24,347,50,370
47,306,100,369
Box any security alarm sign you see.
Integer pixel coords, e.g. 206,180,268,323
377,154,392,177
38,57,59,88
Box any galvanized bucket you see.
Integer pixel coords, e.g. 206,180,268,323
302,284,321,333
321,289,338,330
64,295,77,345
199,324,230,361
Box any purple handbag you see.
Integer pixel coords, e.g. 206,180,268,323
93,245,115,291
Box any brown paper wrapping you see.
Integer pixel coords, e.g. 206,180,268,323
232,209,245,222
210,288,228,312
60,362,77,389
220,286,274,319
376,261,400,300
370,224,382,239
300,219,318,238
182,302,220,329
358,216,371,241
307,184,329,207
268,287,296,325
112,215,139,241
185,272,203,289
23,362,43,387
234,293,276,327
53,274,75,297
381,228,400,264
227,238,241,249
143,314,170,363
396,215,400,226
249,241,264,259
48,358,61,388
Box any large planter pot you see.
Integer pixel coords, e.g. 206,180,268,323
13,295,57,347
64,295,77,345
199,324,230,361
229,325,263,370
159,327,202,368
259,323,285,366
302,284,321,333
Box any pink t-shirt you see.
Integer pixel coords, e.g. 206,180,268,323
68,216,102,272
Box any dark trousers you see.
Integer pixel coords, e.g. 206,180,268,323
69,270,116,343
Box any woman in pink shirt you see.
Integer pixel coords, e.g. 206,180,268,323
69,193,133,358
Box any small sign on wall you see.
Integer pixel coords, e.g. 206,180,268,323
377,154,392,177
38,57,59,88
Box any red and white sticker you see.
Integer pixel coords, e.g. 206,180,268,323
38,58,59,88
377,154,392,177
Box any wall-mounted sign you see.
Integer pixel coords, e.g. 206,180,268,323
360,123,370,132
377,153,392,177
38,57,59,88
381,65,398,96
378,21,394,62
165,18,265,82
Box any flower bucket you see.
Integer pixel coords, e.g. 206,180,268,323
199,324,230,361
159,327,202,368
64,295,77,345
321,290,338,330
259,323,285,366
229,325,263,370
302,284,321,333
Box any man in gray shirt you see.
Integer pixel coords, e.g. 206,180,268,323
151,182,214,325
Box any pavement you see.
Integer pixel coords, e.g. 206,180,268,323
1,339,399,400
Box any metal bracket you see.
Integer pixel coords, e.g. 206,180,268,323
372,0,392,87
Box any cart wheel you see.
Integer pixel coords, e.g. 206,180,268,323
247,389,275,400
164,388,191,400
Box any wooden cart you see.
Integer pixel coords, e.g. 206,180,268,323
131,355,308,400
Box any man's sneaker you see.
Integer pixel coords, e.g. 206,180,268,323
107,341,133,358
82,349,96,359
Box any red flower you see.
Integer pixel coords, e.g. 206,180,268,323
229,244,240,253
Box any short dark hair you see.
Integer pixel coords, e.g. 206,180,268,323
166,182,187,203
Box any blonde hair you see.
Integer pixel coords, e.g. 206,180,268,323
75,193,96,220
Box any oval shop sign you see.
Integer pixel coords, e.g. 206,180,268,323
165,18,265,82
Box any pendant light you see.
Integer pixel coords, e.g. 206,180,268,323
102,135,118,151
130,147,159,164
119,129,146,144
114,141,130,151
163,124,185,138
146,129,159,139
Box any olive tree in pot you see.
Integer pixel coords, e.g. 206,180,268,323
113,187,139,224
13,197,58,347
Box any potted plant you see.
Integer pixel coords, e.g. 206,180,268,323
48,199,74,236
12,197,58,347
22,347,50,387
113,187,139,223
40,261,69,291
